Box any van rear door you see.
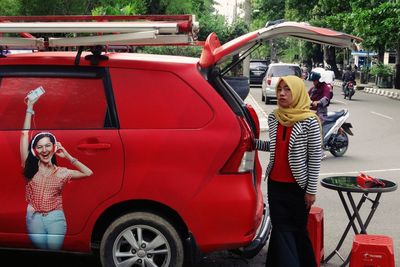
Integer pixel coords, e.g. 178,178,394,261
199,20,362,68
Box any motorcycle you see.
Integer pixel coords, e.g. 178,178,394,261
322,109,353,157
343,81,355,100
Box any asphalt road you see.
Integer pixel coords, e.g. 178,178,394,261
2,82,399,266
250,82,400,266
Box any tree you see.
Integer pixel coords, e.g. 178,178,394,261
19,0,102,15
309,1,355,76
0,0,21,15
352,1,400,88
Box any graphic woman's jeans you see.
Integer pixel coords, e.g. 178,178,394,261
26,205,67,250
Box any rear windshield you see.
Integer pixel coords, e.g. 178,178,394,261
250,61,268,71
269,66,301,77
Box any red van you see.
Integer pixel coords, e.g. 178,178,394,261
0,16,360,267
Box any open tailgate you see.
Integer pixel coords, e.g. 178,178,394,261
199,21,362,68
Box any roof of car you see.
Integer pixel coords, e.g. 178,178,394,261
0,51,199,67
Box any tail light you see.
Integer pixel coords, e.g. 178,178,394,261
221,117,255,174
267,77,272,85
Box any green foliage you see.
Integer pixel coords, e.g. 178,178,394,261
352,2,400,52
370,63,394,77
251,0,285,29
285,0,318,21
137,46,202,57
0,0,21,15
19,0,101,15
92,1,147,15
163,0,191,14
191,0,215,14
197,13,229,42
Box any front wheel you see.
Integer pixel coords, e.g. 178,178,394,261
100,212,184,267
329,131,349,157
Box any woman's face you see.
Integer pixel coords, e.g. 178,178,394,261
276,80,293,108
34,137,55,163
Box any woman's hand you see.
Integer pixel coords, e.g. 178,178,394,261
55,142,69,159
26,98,39,108
305,193,316,210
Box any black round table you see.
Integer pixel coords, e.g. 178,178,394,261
321,176,397,266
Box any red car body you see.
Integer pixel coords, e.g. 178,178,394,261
0,18,360,266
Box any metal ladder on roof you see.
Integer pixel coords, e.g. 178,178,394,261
0,15,199,49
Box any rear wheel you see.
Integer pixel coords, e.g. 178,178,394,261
261,93,265,102
265,96,271,105
100,212,184,267
329,132,349,157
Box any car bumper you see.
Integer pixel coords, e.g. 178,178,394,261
234,203,271,258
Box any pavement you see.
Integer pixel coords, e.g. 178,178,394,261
246,80,400,132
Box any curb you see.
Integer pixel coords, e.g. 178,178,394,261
363,87,400,100
332,80,400,101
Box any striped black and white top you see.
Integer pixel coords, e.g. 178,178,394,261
254,113,322,195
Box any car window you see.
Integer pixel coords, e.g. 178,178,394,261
250,62,268,71
0,74,110,130
269,66,301,77
110,68,213,129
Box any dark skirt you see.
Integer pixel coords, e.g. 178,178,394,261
265,180,317,267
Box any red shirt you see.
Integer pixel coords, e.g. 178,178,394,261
270,124,296,183
25,166,72,213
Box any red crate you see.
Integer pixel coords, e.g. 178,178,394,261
350,234,394,267
307,206,324,267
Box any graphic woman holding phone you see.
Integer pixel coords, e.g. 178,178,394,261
20,89,93,250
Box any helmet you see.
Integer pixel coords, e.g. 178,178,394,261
309,71,321,82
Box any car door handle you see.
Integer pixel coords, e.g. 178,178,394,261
77,143,111,150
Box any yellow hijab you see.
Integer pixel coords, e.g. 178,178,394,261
274,75,320,127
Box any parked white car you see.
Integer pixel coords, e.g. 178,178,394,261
261,63,302,104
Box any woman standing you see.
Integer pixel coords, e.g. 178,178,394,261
20,94,93,250
254,76,321,267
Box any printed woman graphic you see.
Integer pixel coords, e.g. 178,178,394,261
20,91,93,250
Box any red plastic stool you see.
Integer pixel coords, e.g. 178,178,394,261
307,206,324,267
350,234,394,267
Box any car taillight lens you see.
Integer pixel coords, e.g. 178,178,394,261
267,78,271,85
221,117,255,174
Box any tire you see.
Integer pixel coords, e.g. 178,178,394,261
265,96,271,105
100,212,184,267
261,93,265,102
329,132,349,157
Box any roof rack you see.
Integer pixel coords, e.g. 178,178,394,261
0,15,199,49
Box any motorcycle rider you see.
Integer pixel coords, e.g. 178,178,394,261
342,65,356,94
322,65,335,102
308,72,331,160
308,72,331,124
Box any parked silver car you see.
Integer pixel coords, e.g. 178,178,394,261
261,63,302,104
